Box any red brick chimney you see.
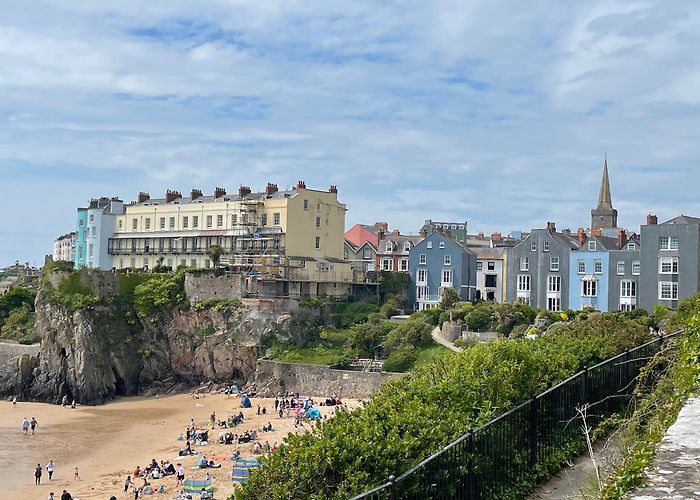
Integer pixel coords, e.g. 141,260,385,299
491,232,502,241
237,186,250,198
265,183,278,196
137,192,150,203
214,187,226,199
647,214,658,225
546,221,556,234
577,228,587,247
295,180,306,191
391,229,400,236
590,228,602,237
420,227,428,237
329,185,338,194
165,190,182,203
191,188,203,200
374,222,388,232
617,229,627,249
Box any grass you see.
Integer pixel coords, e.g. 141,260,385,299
269,344,351,366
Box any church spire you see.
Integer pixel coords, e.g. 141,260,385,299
596,156,613,210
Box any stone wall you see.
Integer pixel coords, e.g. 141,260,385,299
47,270,120,298
252,360,405,399
184,274,245,302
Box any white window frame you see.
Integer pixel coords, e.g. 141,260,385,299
658,282,678,300
588,241,597,251
315,236,321,250
399,259,409,271
659,236,679,251
517,274,531,292
444,255,452,266
427,241,433,249
620,280,636,298
577,260,586,274
439,241,445,249
543,241,550,252
477,261,483,270
416,286,429,300
594,259,603,274
582,280,597,297
617,261,625,275
404,242,411,252
381,258,393,271
632,261,640,275
487,261,495,271
315,216,321,228
419,254,427,265
273,213,280,226
627,243,636,251
550,257,559,272
519,257,529,271
547,275,561,293
385,241,393,252
416,269,427,284
530,241,537,252
659,257,679,274
547,297,561,312
441,269,453,286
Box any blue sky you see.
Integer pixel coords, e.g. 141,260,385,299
2,0,700,266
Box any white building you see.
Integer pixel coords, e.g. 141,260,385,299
476,247,506,302
52,232,76,263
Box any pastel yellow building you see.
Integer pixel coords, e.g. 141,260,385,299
109,181,357,298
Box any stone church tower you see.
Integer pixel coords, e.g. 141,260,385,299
591,158,618,230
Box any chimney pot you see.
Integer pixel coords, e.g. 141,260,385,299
191,188,203,200
265,183,278,196
547,221,556,233
647,214,658,225
329,185,338,194
214,187,226,199
296,180,306,190
137,192,150,203
491,232,502,241
238,186,250,198
617,229,627,249
374,222,389,232
577,227,587,247
165,190,182,203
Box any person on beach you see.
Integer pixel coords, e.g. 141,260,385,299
21,417,29,435
73,467,80,480
124,475,132,494
46,460,55,479
47,492,54,500
60,490,72,500
12,396,17,407
30,417,38,435
35,463,42,485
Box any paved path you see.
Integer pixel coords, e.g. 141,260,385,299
631,397,700,499
431,326,462,352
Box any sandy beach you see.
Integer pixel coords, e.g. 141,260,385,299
0,393,357,500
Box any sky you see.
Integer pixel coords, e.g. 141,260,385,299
2,0,700,266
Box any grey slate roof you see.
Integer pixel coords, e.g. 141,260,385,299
662,215,700,225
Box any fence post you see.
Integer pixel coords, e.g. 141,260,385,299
624,349,630,388
581,366,589,404
388,474,396,500
466,431,475,500
528,397,538,467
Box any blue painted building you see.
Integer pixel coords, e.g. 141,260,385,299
409,231,477,310
73,197,124,269
74,208,88,268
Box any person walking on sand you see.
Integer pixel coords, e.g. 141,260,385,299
30,417,38,435
73,467,80,480
46,460,55,480
21,417,29,436
47,492,54,500
176,463,185,485
12,396,17,407
124,475,132,494
60,490,72,500
35,463,42,485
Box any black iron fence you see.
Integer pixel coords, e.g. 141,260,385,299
351,331,683,500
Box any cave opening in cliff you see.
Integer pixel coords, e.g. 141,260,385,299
112,367,128,396
60,347,67,358
231,368,245,386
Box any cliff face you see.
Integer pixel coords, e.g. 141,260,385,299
0,292,318,405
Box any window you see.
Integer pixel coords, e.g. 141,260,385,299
169,217,175,229
315,216,320,228
578,260,586,274
362,248,371,259
594,259,603,274
89,214,95,223
659,257,679,274
419,254,427,265
206,215,213,228
582,280,597,297
315,236,321,249
241,213,248,224
385,241,393,252
88,244,93,257
417,269,427,284
627,243,636,251
145,218,151,230
231,214,238,226
487,261,495,271
588,241,597,251
485,274,497,287
303,200,309,210
399,259,409,271
132,218,138,230
404,241,411,252
543,241,550,252
273,213,280,226
217,215,224,227
617,261,625,275
547,275,561,292
317,201,321,211
441,270,453,285
550,257,559,272
381,258,393,271
416,286,429,300
427,242,433,249
632,261,640,275
439,242,445,249
204,259,211,268
444,255,452,265
517,275,531,291
519,257,529,271
547,297,561,312
190,259,197,267
167,258,173,267
477,261,483,270
180,259,186,267
659,236,679,250
80,219,85,227
659,282,679,300
620,281,637,298
160,217,165,229
118,220,122,230
193,216,199,228
130,257,136,267
182,217,188,229
530,242,537,252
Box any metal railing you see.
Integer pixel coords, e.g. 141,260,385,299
352,331,683,500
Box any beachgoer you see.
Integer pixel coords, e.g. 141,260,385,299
22,417,29,435
12,396,17,407
133,465,141,477
124,475,132,493
70,399,76,409
60,490,72,500
35,463,42,485
176,463,185,485
73,467,80,480
274,398,279,410
46,460,54,480
256,405,261,415
30,417,38,435
47,493,55,500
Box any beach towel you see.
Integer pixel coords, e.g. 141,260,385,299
183,477,213,494
210,455,228,461
231,459,260,483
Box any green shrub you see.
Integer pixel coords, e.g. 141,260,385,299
132,269,189,316
0,304,37,343
382,318,432,353
382,347,418,372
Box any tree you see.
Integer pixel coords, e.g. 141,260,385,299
383,318,433,353
348,314,394,356
440,287,460,310
207,244,224,267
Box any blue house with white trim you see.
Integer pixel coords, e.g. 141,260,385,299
408,231,477,310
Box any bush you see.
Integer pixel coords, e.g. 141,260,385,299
334,301,379,327
0,304,37,343
132,269,189,316
382,347,418,372
382,318,433,354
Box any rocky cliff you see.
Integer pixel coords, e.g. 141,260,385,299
0,286,320,405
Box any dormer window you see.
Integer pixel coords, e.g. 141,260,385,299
385,241,393,252
588,241,597,251
403,241,411,252
627,243,636,251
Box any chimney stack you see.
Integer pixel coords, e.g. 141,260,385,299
265,183,278,196
329,185,338,194
491,232,502,241
374,222,389,232
617,229,627,249
420,227,428,237
191,188,203,200
295,180,306,191
577,228,587,247
391,229,400,236
165,190,182,203
546,221,556,233
137,192,150,203
214,187,226,199
647,214,658,225
561,228,572,237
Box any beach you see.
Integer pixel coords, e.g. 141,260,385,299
0,393,356,499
